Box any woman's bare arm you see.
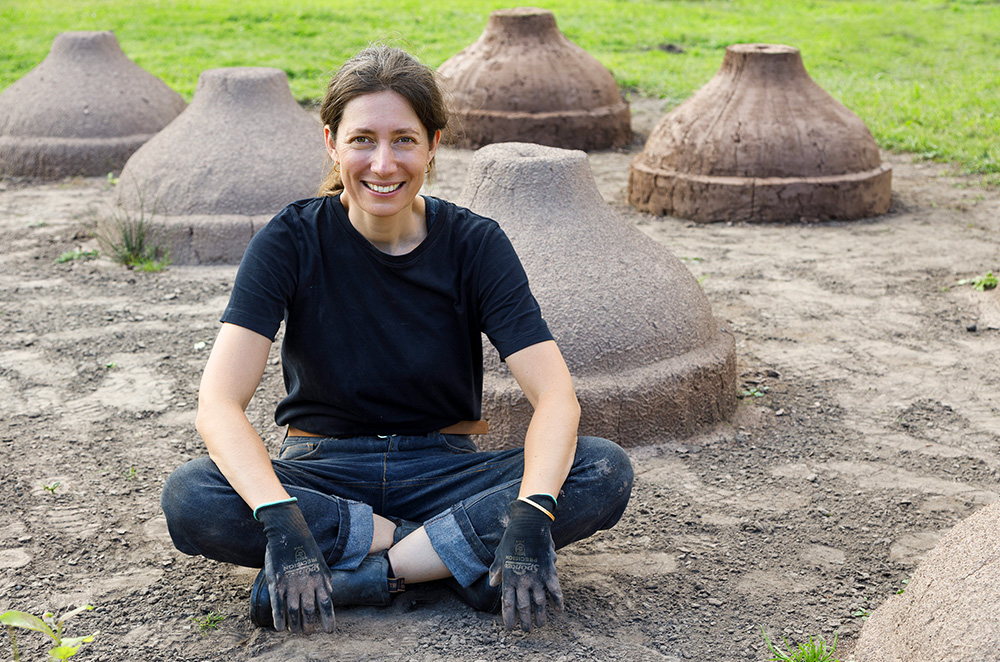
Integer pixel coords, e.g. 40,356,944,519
195,322,290,510
504,339,580,499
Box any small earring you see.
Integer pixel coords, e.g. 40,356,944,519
425,162,431,174
333,162,341,174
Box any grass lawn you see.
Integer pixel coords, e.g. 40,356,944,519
2,0,998,179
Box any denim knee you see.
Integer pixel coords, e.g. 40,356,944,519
160,457,225,557
571,436,633,527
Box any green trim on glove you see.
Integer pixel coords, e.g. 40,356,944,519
253,496,298,521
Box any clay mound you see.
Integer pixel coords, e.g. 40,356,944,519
0,31,186,179
854,501,1000,662
628,44,892,223
114,67,325,265
459,142,736,449
437,7,631,151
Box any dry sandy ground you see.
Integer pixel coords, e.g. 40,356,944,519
1,99,999,661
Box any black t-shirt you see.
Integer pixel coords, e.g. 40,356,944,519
221,194,552,436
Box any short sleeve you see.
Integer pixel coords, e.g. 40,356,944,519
220,209,302,341
476,226,552,359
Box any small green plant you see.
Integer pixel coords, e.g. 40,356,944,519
896,578,910,595
974,271,997,291
1,605,98,661
122,466,137,480
96,193,171,272
956,271,998,291
741,385,770,398
761,627,840,662
105,172,119,186
852,608,870,620
54,248,98,264
190,612,226,634
41,481,61,494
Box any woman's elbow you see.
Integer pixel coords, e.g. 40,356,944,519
548,386,581,431
567,391,582,424
194,394,230,443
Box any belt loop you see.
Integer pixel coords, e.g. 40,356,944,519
377,433,397,452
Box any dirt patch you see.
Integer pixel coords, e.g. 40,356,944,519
1,98,998,661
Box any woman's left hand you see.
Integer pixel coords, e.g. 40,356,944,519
488,497,563,631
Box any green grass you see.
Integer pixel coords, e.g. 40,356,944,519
2,0,999,179
762,627,841,662
55,248,99,264
189,611,227,634
96,195,172,272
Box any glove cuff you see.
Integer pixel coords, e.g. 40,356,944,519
527,493,557,512
253,497,299,521
516,494,556,521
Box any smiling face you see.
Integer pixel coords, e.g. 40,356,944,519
325,90,441,228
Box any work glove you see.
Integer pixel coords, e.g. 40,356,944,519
255,498,336,634
488,495,563,632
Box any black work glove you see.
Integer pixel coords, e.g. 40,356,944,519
488,495,563,632
255,499,336,634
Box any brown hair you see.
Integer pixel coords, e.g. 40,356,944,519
318,45,449,196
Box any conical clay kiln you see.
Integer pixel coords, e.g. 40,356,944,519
460,142,736,449
438,7,631,151
0,31,185,178
114,68,325,264
628,44,891,223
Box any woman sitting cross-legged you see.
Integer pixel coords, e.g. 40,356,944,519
160,44,634,635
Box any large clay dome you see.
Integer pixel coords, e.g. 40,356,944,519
0,31,186,178
628,44,892,223
115,67,325,264
854,501,1000,662
459,142,736,449
437,7,631,151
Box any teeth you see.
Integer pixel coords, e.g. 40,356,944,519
367,182,402,194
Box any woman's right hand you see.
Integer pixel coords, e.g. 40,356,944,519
197,323,337,631
255,499,336,633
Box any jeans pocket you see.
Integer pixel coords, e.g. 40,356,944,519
279,438,322,461
440,433,478,454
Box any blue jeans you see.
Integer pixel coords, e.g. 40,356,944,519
161,434,633,588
